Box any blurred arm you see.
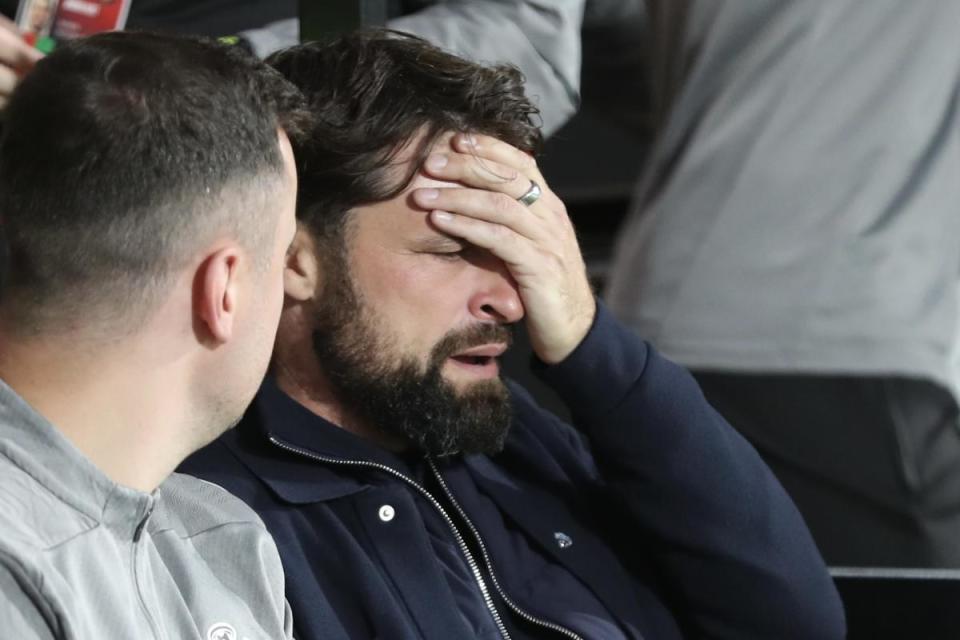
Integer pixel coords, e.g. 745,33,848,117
389,0,586,137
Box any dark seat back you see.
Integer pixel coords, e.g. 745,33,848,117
833,567,960,639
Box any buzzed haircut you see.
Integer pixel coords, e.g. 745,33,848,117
266,29,542,245
0,31,312,334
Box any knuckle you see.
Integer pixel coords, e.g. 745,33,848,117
467,154,490,175
549,201,572,224
510,175,529,193
491,223,511,240
538,247,565,272
491,192,518,215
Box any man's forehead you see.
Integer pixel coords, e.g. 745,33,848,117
350,169,456,241
349,129,467,239
383,129,462,199
393,128,458,163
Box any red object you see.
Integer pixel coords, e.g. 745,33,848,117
52,0,130,40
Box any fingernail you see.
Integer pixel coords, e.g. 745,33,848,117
418,188,439,201
426,153,448,170
432,210,454,222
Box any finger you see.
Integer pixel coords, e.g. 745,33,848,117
447,133,566,214
0,28,43,70
423,151,543,202
451,133,546,184
429,209,536,272
0,15,18,35
0,65,18,99
427,151,565,222
413,186,548,242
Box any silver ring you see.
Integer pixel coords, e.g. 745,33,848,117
516,179,542,207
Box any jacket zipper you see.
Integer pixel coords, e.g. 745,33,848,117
132,506,162,640
428,460,584,640
268,435,583,640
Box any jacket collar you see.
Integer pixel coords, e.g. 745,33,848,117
226,375,417,504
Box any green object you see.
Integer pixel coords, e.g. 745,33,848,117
35,36,56,54
218,35,241,46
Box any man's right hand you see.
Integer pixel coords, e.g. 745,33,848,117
0,16,43,109
415,133,597,365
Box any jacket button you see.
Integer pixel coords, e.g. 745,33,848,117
378,505,396,522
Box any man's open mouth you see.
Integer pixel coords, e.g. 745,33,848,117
447,343,508,375
451,354,495,366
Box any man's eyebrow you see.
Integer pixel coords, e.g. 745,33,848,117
413,234,468,251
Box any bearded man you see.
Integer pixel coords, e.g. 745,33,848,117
182,30,845,640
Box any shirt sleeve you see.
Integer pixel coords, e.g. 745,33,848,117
535,301,847,640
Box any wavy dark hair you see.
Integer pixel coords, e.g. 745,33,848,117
267,28,542,242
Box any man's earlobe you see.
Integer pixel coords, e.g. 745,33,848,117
196,247,240,345
285,225,320,302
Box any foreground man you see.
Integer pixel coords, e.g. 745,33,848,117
183,31,845,639
0,33,305,638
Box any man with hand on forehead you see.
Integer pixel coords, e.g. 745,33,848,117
182,30,844,640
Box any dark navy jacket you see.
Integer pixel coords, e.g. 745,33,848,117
181,304,845,639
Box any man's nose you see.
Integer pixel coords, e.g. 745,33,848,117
467,266,525,325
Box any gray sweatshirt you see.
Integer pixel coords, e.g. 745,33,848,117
0,380,294,640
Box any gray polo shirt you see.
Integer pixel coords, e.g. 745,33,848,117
0,380,293,640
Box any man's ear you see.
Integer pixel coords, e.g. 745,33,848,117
285,224,321,302
195,246,241,345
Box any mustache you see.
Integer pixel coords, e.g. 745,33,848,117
429,323,514,364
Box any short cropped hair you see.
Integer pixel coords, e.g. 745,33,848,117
0,31,311,334
267,29,542,243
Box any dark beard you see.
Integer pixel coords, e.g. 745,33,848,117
310,268,514,458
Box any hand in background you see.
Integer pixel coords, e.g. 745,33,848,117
0,15,43,109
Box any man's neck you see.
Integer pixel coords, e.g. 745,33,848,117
0,331,195,493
